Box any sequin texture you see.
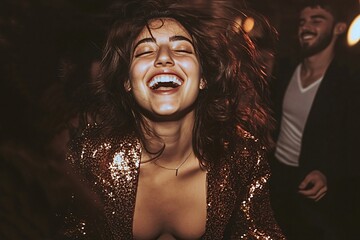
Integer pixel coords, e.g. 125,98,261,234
61,125,285,239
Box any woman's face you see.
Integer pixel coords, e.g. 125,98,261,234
128,18,202,120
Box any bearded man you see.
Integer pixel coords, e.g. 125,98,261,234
269,0,358,239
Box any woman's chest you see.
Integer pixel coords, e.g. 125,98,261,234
83,149,239,239
132,168,207,239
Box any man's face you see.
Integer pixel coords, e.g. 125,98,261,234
298,6,336,57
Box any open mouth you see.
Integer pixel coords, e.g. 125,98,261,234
301,31,316,40
148,75,183,90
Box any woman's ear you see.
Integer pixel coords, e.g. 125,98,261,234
334,22,347,35
124,80,132,92
199,78,207,90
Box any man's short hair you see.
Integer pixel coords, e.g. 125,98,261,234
297,0,346,23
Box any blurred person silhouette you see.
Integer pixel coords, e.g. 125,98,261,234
59,0,285,239
0,1,107,239
269,0,359,239
247,11,278,81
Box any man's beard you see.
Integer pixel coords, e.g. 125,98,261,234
300,27,334,58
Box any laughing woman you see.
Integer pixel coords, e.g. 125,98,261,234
61,0,285,239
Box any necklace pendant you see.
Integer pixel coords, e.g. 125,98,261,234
175,169,179,176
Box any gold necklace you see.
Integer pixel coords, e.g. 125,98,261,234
153,151,192,176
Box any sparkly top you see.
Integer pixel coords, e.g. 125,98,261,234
61,125,285,239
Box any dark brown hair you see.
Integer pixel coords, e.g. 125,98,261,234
87,0,275,165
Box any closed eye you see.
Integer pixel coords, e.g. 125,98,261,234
171,40,194,54
134,50,154,58
312,20,323,25
174,49,193,53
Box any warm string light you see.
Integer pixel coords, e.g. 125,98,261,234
232,16,255,33
243,17,255,33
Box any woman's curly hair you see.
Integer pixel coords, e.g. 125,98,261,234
86,0,276,165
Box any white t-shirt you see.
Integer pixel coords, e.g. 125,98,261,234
275,64,323,166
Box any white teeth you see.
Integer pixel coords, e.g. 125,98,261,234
303,35,314,40
301,32,316,40
148,75,182,88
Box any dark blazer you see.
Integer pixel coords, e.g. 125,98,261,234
271,53,360,238
271,56,352,181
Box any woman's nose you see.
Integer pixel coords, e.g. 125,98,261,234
154,46,174,67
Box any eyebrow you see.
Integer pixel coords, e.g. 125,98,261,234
169,35,193,44
300,14,327,22
310,14,327,20
133,35,194,50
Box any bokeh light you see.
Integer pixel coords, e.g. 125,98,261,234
347,14,360,46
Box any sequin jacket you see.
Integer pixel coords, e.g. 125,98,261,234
62,125,285,239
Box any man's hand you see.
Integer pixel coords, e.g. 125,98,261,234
298,170,327,201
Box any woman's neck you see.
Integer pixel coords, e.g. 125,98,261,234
141,111,195,164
